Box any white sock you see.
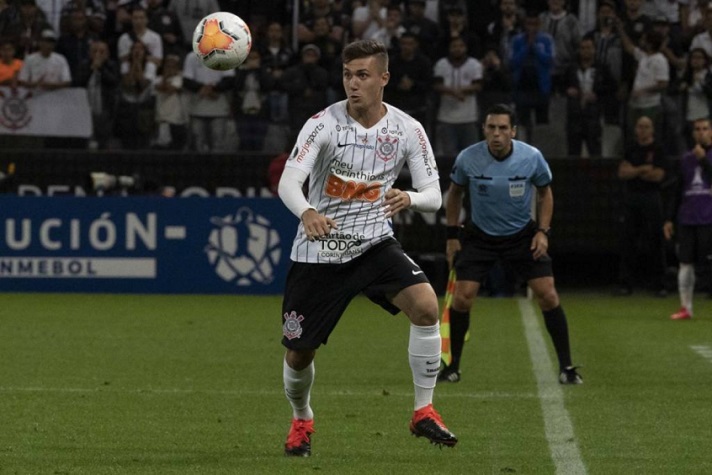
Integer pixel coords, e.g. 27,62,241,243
283,358,314,420
679,263,695,315
408,323,441,411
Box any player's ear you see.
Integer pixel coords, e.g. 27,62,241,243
382,71,390,86
511,125,517,138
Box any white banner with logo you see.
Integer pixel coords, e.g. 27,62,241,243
0,87,91,138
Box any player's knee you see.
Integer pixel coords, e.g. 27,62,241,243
452,290,475,311
408,300,439,326
285,349,316,371
535,288,559,310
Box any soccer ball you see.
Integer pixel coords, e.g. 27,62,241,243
192,12,252,71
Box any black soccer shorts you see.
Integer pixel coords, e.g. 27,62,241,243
281,238,429,350
676,224,712,264
454,221,553,283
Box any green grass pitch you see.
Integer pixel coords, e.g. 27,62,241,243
0,292,711,474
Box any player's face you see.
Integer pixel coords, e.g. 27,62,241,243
693,120,712,146
483,113,516,157
342,56,389,113
634,117,654,143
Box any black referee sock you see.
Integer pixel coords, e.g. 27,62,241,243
542,305,572,370
449,308,470,372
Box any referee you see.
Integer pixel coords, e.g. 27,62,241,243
440,103,582,385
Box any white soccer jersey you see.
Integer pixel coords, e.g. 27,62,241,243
285,100,439,264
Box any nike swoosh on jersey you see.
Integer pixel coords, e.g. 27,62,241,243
337,142,355,148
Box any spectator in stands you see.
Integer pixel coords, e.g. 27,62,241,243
652,16,687,157
297,0,344,45
258,21,294,126
402,0,440,61
0,0,50,58
384,31,432,128
620,0,654,102
615,115,669,297
146,0,183,58
280,43,329,138
75,40,119,149
642,0,687,45
116,40,156,149
233,48,272,151
59,0,105,36
437,0,468,30
587,1,624,126
18,28,71,89
0,38,22,87
484,0,523,62
478,47,513,123
433,36,483,158
680,47,712,147
539,0,582,94
182,48,235,152
310,15,343,72
563,36,617,157
509,12,554,141
436,6,481,61
117,6,162,66
351,0,389,41
56,8,97,84
153,53,187,150
369,4,405,52
169,0,220,52
619,25,669,145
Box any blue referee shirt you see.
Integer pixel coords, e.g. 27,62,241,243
450,140,552,236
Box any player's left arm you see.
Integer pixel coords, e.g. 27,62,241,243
384,123,442,218
531,185,553,259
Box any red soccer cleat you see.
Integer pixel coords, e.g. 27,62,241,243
409,404,458,447
670,307,692,320
284,418,314,457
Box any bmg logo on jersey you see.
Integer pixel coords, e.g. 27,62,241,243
205,207,282,286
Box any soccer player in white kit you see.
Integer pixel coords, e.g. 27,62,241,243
278,40,457,456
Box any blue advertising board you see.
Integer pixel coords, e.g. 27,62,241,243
0,197,298,294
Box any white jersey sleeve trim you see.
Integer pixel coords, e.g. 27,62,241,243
406,181,441,213
278,167,315,219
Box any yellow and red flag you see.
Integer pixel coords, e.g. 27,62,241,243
440,268,457,366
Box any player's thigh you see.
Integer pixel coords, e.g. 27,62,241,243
677,225,696,263
390,282,439,326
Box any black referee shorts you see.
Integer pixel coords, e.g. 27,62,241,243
454,221,553,283
281,238,429,350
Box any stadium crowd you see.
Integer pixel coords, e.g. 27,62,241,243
0,0,710,157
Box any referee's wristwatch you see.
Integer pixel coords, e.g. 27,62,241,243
536,227,551,237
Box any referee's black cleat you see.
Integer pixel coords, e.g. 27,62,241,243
437,365,461,383
409,404,458,447
559,366,583,385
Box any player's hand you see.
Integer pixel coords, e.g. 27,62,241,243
693,143,706,160
530,232,548,260
446,239,461,269
663,221,674,241
301,208,337,241
383,188,411,218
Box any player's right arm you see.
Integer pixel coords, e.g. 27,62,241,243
278,112,337,241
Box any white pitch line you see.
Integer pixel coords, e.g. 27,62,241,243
519,299,587,475
0,385,536,400
690,345,712,363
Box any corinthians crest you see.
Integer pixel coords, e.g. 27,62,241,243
376,134,399,162
0,88,32,131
